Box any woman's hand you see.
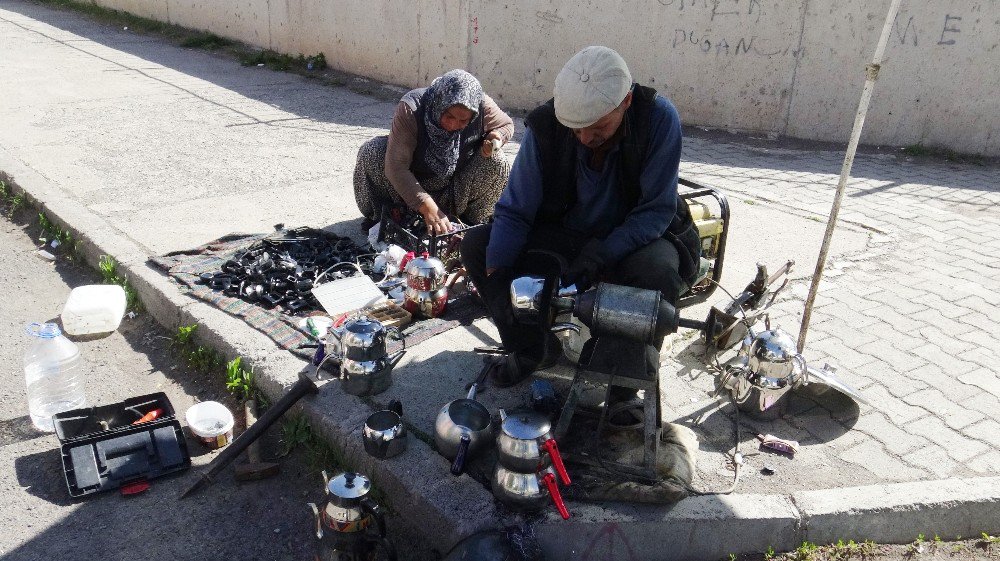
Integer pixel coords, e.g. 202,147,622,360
481,131,503,158
418,199,453,235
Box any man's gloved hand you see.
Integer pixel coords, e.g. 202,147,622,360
564,239,611,290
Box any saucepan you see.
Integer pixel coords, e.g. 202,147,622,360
434,384,493,476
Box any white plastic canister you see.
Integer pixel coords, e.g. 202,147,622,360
61,285,128,335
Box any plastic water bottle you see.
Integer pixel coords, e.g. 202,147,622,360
24,322,86,432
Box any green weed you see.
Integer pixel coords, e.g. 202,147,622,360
764,545,775,560
0,180,27,219
180,32,232,50
902,143,983,165
170,323,223,373
792,541,819,561
979,532,1000,549
97,255,143,312
225,356,255,402
37,211,82,257
240,50,326,72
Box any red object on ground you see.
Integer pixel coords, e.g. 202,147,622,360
120,480,150,496
132,408,163,425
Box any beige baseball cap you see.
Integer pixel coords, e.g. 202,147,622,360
553,46,632,129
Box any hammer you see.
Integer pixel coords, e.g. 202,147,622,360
233,399,280,482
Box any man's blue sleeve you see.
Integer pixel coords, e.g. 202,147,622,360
486,130,544,269
601,97,682,262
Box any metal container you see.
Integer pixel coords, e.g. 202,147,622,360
330,316,394,363
403,286,448,319
306,471,397,560
362,401,407,459
491,465,570,519
324,316,405,396
404,252,446,292
496,409,571,485
434,385,493,476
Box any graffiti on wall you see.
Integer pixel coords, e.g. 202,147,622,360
894,12,963,46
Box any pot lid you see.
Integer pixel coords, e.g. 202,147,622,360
405,252,446,275
343,316,383,334
327,472,371,499
501,410,550,440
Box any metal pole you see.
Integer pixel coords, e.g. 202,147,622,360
797,0,904,354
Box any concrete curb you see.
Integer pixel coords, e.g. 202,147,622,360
4,151,999,559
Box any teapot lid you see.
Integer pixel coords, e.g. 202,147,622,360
406,252,445,272
343,316,382,333
501,410,550,440
327,472,371,499
750,328,797,363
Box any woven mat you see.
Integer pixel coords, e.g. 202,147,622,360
150,231,485,360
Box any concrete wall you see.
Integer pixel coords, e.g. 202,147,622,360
93,0,1000,155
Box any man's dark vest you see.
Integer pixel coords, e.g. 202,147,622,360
404,88,485,181
524,84,702,283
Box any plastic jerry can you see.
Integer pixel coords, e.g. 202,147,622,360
61,284,128,335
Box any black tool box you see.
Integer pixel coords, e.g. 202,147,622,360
53,392,191,498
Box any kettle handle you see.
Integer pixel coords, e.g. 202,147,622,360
542,472,570,520
450,434,471,476
386,326,406,351
360,496,388,539
307,502,323,539
543,439,571,486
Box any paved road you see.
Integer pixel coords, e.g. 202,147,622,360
0,212,326,560
1,1,998,558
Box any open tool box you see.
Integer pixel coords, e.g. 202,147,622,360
53,392,191,498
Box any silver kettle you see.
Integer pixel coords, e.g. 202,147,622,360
325,316,405,396
403,252,448,318
306,471,396,559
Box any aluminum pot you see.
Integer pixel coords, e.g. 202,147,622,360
434,384,493,476
362,400,407,459
496,409,571,485
491,465,570,520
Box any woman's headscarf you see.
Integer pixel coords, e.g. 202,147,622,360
422,69,484,178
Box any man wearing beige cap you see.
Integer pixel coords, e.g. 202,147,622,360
462,46,700,394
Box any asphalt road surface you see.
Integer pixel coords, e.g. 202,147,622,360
0,210,432,560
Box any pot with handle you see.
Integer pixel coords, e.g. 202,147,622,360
434,384,493,476
491,465,570,520
495,409,571,485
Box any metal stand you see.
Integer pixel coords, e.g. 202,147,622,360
554,336,660,481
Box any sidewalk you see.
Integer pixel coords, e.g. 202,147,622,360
2,2,998,558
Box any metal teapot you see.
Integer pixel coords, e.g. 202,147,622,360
307,471,396,560
325,316,405,396
720,326,868,419
403,252,448,318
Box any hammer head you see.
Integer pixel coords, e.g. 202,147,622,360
234,461,280,481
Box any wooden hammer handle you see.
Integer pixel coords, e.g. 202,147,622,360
244,399,262,463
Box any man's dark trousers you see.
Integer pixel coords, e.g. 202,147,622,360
461,223,686,367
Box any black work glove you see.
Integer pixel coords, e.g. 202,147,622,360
564,239,611,291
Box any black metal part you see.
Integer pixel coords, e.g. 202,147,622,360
201,227,375,315
179,371,319,499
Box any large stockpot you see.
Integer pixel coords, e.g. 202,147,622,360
491,465,570,520
434,384,493,476
496,409,571,485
